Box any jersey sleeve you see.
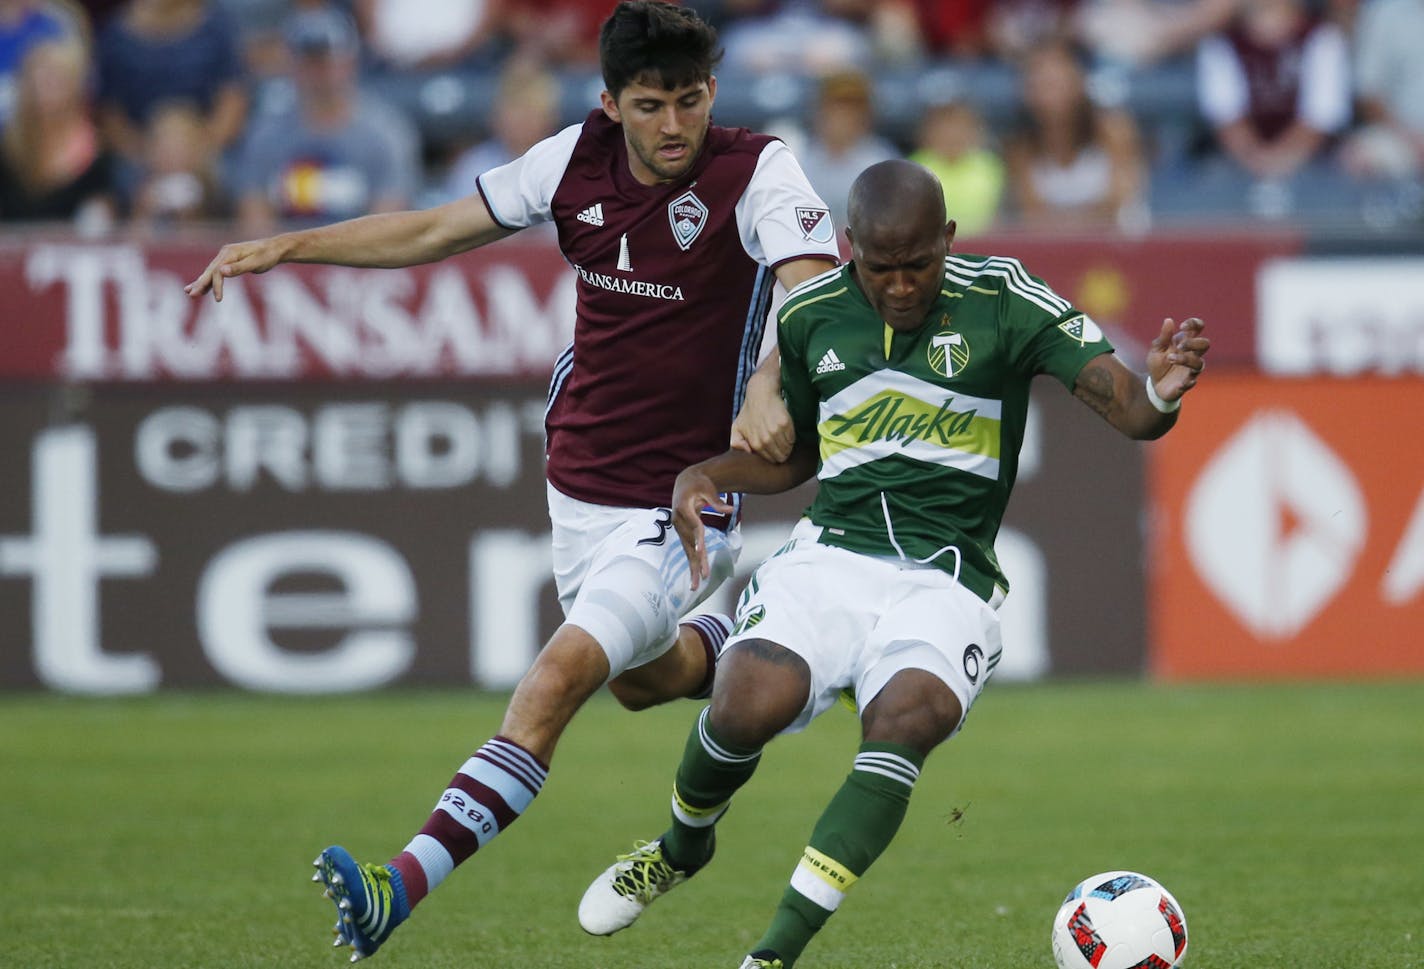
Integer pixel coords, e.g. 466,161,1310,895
474,122,582,229
777,307,820,439
735,141,842,270
995,258,1114,389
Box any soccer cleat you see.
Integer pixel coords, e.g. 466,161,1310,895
578,838,703,935
313,846,410,960
737,957,784,969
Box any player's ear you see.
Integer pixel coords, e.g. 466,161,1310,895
943,220,957,252
600,89,621,124
706,74,717,107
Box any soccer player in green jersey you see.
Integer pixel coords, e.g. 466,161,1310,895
577,159,1210,968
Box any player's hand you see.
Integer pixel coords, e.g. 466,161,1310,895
184,236,288,302
1146,317,1210,402
731,369,795,462
671,466,734,592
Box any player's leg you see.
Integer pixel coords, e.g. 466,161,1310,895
744,572,1000,968
745,670,960,967
315,500,727,959
581,537,865,937
316,623,607,960
606,612,734,710
603,510,740,709
578,636,812,935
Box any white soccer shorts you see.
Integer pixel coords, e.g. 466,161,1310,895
547,482,742,677
725,520,1003,735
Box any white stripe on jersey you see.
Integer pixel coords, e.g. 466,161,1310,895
944,256,1070,316
783,262,845,301
979,255,1070,311
544,341,575,422
819,434,999,482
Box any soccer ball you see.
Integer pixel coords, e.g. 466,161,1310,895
1051,870,1188,969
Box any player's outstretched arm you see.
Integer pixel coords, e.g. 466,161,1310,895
673,442,817,589
1072,317,1210,440
184,194,515,302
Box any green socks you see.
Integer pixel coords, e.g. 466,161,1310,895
662,707,762,868
754,741,925,966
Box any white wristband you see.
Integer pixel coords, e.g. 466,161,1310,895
1145,376,1181,414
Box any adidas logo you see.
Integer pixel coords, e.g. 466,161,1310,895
577,202,605,227
815,348,846,374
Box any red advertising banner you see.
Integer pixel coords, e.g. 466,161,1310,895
0,235,576,381
1148,376,1424,679
0,230,1297,381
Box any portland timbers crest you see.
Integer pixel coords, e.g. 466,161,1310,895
668,190,709,250
928,318,970,378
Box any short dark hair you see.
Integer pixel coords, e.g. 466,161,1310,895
599,1,723,99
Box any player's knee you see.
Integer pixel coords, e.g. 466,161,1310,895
707,641,809,747
863,681,963,755
606,675,659,711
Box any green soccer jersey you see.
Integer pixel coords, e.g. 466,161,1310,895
777,254,1114,603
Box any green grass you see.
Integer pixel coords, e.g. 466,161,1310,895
2,680,1421,968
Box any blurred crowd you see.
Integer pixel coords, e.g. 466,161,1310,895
1,0,1421,237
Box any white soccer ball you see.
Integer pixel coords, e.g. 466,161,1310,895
1050,870,1188,969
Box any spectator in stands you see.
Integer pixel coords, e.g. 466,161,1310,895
128,100,224,230
354,0,503,72
717,1,874,74
908,97,1003,236
441,58,559,201
1004,39,1144,229
1077,0,1240,67
1342,0,1424,180
232,5,419,234
218,0,348,78
0,0,79,130
0,35,114,228
95,0,247,169
1195,0,1350,181
796,68,898,230
500,0,616,67
903,0,1080,62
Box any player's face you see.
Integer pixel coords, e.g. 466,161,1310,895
849,219,957,332
602,75,717,185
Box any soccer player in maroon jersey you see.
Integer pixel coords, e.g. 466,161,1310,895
185,1,840,960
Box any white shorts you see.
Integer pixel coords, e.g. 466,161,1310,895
548,482,742,677
726,520,1002,735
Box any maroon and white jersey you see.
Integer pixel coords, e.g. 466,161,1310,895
477,109,839,510
1197,17,1350,141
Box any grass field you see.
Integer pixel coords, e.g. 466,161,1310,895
3,680,1421,969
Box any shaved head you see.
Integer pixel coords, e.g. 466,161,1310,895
844,160,956,332
846,159,947,243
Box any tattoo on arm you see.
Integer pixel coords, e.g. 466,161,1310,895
1073,362,1117,420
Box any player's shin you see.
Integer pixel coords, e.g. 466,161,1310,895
387,736,550,907
662,705,762,867
753,742,924,966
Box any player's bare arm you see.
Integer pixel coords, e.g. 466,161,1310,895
673,441,818,589
731,256,840,461
1073,317,1209,440
184,194,515,302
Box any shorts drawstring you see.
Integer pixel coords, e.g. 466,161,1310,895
879,491,962,583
